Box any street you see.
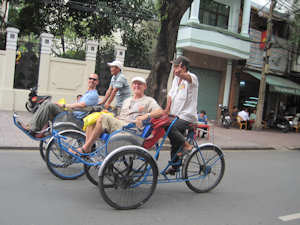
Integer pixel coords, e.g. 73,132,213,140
0,149,299,225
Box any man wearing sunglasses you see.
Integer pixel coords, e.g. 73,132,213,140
21,73,100,138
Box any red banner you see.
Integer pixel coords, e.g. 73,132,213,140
260,30,267,49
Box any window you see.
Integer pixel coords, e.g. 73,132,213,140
199,0,230,29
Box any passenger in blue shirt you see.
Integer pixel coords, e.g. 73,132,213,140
198,110,208,138
198,110,208,124
99,60,131,115
21,73,100,138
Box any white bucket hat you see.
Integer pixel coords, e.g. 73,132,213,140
107,60,122,69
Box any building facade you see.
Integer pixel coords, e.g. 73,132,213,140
177,0,300,120
176,0,251,119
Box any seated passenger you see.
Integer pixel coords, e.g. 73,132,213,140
20,73,100,138
78,76,164,153
198,110,208,138
238,107,250,129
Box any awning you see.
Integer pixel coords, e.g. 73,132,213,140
246,71,300,96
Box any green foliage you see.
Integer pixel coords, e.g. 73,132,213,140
59,49,86,60
124,20,159,69
95,42,116,95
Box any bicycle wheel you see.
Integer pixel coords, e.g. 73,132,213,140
99,146,158,210
39,140,47,161
45,130,86,180
84,139,106,186
183,144,225,193
40,124,81,161
85,136,142,186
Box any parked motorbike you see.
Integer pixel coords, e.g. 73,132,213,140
219,104,231,128
25,87,51,113
266,111,290,133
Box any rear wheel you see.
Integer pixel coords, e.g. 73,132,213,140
85,137,141,186
183,144,225,193
99,147,158,210
45,130,86,180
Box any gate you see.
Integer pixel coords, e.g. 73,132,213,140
13,40,40,89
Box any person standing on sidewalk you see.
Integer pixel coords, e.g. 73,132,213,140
99,60,131,115
21,73,100,138
164,56,199,175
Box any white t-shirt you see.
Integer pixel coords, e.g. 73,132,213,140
168,71,199,123
238,110,249,121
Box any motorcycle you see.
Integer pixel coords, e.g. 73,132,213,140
25,87,51,113
266,111,290,133
219,104,231,129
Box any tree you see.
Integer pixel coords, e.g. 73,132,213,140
145,0,193,105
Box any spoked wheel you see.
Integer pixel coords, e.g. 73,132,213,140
99,146,158,210
40,125,81,161
183,144,225,193
85,137,141,186
45,130,86,180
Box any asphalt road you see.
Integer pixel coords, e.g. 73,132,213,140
0,149,299,225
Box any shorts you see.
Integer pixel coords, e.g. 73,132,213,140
101,114,128,133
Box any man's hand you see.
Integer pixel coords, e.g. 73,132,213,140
135,114,149,129
104,102,110,109
55,103,64,108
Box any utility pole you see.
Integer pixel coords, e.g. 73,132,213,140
254,0,277,130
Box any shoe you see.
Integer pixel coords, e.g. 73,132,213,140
17,121,47,138
165,167,179,175
177,147,193,157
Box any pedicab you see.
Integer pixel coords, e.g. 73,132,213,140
40,113,226,210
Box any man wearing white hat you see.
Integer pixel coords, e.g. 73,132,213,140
99,60,131,115
77,76,164,153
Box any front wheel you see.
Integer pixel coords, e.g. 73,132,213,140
39,124,82,161
183,144,225,193
25,102,34,113
99,146,158,210
45,130,86,180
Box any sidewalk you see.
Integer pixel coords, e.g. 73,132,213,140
1,110,300,150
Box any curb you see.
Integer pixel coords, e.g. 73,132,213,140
0,146,39,150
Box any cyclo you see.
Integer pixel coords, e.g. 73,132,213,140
14,112,225,210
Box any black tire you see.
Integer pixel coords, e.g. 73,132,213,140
99,147,158,210
224,120,230,129
39,140,47,161
84,139,106,186
85,135,142,186
39,124,81,161
25,102,34,113
183,144,225,193
281,122,290,133
45,130,86,180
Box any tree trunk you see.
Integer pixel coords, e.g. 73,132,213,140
145,0,192,106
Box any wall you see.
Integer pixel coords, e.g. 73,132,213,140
247,28,289,74
122,67,150,85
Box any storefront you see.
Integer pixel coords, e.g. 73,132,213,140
238,70,300,118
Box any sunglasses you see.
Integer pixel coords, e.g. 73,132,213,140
88,77,98,81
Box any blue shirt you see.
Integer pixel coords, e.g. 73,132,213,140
110,72,131,107
198,114,208,124
73,89,99,119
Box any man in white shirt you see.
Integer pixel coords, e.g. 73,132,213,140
165,56,199,175
238,108,250,129
238,108,249,121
